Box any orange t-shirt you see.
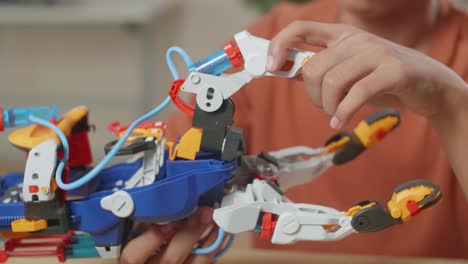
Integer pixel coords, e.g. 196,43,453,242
166,0,468,258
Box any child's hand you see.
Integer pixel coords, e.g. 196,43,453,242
267,21,468,129
120,207,221,264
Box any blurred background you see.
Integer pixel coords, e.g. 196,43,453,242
0,0,260,167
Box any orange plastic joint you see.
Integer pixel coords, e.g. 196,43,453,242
260,213,277,240
107,120,167,138
224,40,244,68
107,121,122,136
49,117,58,125
406,200,420,216
169,79,194,116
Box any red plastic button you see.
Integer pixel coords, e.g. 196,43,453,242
29,185,39,193
406,200,420,216
224,40,244,68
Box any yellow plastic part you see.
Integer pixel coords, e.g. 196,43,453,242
11,219,47,233
50,179,58,193
345,202,376,217
119,128,164,142
322,202,376,230
353,116,399,148
321,136,350,155
321,224,338,231
168,128,202,161
1,231,29,239
41,187,48,194
8,106,89,150
56,106,88,135
166,141,176,159
387,185,436,222
301,56,311,67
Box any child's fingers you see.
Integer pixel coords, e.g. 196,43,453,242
188,227,224,264
267,21,354,72
120,225,167,264
158,207,213,264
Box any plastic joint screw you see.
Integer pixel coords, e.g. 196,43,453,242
191,74,201,84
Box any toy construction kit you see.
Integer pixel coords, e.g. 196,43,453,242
0,31,441,262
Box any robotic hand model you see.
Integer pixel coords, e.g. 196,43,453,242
215,178,441,244
214,109,441,244
0,30,442,262
167,30,442,245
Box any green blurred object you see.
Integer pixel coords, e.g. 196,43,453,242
244,0,311,12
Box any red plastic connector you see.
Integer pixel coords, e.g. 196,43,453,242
49,117,58,125
0,232,74,263
224,40,244,68
68,131,93,168
60,166,70,201
0,250,8,263
169,79,194,116
406,200,420,216
254,174,278,186
260,213,277,240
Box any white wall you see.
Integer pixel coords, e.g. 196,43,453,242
0,0,258,169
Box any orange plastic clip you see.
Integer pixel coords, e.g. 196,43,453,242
107,121,167,141
260,213,277,240
169,79,194,116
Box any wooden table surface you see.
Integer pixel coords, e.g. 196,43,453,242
4,249,468,264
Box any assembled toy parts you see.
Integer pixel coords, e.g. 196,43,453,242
214,179,441,244
0,30,442,262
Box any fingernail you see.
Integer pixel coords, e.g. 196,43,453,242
330,116,343,130
199,208,213,225
266,56,275,72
